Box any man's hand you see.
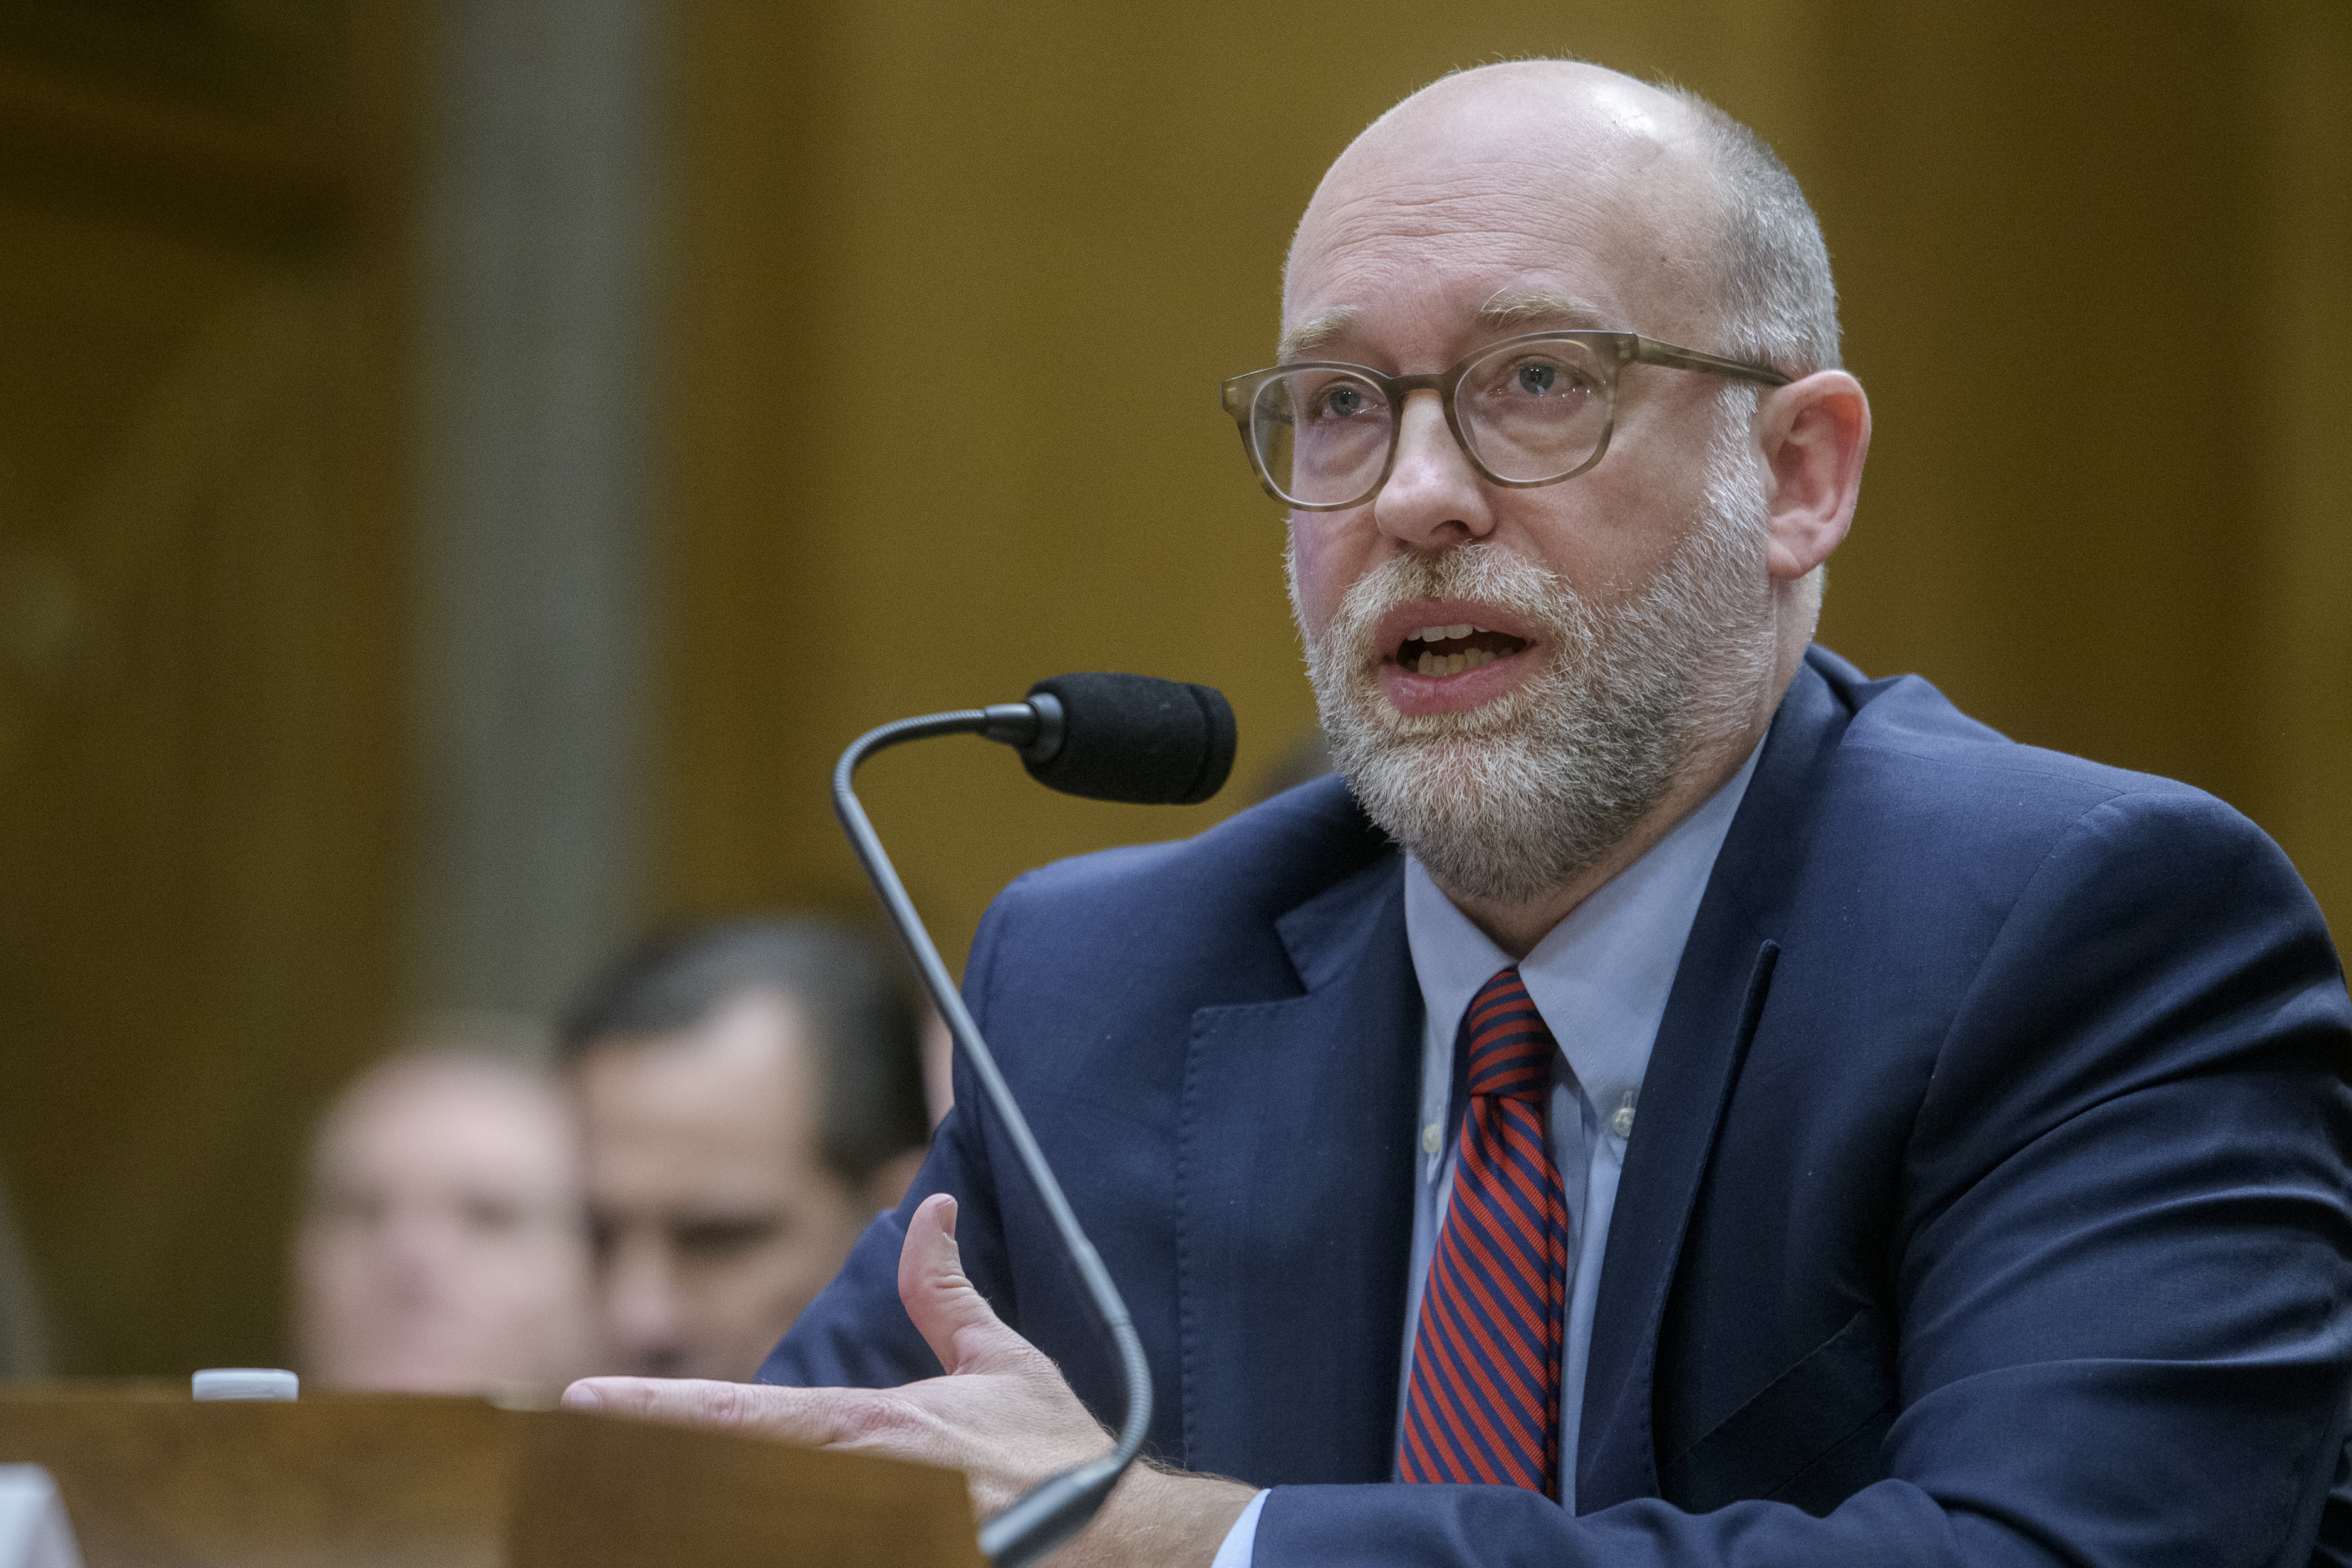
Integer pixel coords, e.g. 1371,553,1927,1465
562,1192,1253,1566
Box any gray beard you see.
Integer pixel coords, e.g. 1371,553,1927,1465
1292,422,1775,906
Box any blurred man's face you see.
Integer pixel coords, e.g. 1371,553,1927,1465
296,1058,595,1394
573,990,873,1380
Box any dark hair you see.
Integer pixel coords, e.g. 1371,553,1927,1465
557,916,928,1186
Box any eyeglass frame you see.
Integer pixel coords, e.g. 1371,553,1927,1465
1218,330,1794,512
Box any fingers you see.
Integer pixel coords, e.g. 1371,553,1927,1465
560,1376,854,1447
898,1192,1027,1377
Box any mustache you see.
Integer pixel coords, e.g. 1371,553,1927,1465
1324,545,1577,665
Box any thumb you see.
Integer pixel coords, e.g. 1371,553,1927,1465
898,1191,1024,1376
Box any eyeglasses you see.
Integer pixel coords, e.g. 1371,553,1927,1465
1218,330,1791,511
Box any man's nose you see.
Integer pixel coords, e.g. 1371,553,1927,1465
602,1233,684,1373
379,1206,462,1284
1371,390,1495,550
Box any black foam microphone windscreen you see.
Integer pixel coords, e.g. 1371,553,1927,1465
1020,673,1237,805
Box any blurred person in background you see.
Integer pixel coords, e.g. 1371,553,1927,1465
559,916,929,1381
293,1020,597,1396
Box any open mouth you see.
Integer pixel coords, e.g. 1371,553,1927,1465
1394,622,1529,677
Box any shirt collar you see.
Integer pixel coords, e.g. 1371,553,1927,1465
1404,737,1764,1114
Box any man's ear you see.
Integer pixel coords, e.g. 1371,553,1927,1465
1755,370,1870,581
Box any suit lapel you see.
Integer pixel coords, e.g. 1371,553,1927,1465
1576,660,1847,1509
1176,849,1423,1486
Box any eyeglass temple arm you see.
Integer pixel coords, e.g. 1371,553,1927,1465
1628,337,1793,387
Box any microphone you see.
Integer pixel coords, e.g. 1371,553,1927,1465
831,673,1236,1568
1002,672,1242,804
1002,673,1237,805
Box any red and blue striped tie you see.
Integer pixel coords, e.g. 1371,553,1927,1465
1397,966,1570,1496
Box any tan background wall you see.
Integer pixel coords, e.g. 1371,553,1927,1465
0,0,2344,1374
0,3,416,1375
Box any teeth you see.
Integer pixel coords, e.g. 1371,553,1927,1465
1407,645,1510,677
1406,621,1493,650
1411,648,1506,677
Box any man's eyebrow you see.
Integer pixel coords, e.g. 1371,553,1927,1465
1275,294,1612,365
1474,290,1612,333
1277,308,1358,363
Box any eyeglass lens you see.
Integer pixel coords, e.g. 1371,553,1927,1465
1249,337,1612,506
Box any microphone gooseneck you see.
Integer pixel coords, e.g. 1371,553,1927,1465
831,673,1235,1568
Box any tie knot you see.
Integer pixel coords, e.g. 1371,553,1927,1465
1462,968,1554,1101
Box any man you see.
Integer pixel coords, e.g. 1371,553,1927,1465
295,1033,595,1394
560,916,931,1380
567,61,2352,1566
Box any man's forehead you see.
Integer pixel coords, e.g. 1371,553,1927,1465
1278,204,1665,362
1278,290,1613,364
1280,64,1714,353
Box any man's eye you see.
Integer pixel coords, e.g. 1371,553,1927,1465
672,1216,784,1259
1298,380,1378,422
460,1196,526,1236
1499,358,1590,398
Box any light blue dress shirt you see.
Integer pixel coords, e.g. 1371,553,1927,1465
1210,743,1760,1567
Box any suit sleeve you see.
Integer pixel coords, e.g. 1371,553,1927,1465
753,888,1027,1389
1257,789,2352,1567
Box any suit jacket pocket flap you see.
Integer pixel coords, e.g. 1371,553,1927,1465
1661,1305,1896,1516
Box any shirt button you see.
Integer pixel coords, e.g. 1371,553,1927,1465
1421,1122,1443,1155
1609,1103,1636,1139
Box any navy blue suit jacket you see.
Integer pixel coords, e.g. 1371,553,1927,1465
765,649,2352,1566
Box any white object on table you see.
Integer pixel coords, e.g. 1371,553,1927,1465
0,1466,83,1568
191,1367,299,1401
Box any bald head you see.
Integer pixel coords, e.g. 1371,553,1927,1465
1288,61,1836,375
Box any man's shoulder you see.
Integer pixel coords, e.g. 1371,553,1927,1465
1782,648,2312,939
1808,646,2246,839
